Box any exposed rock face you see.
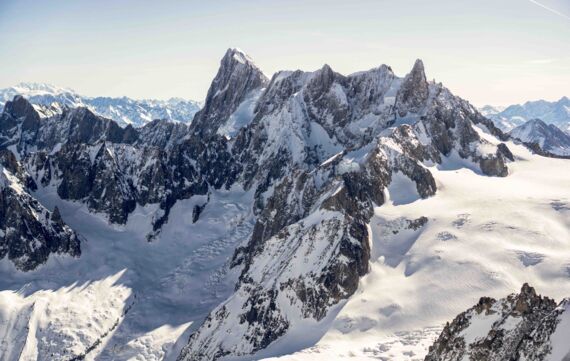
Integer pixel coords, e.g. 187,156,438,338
497,142,514,161
425,284,570,361
0,96,237,229
190,48,269,137
0,98,135,154
0,95,41,153
34,107,135,149
26,134,238,229
135,118,188,149
479,155,508,177
396,59,430,117
0,150,80,271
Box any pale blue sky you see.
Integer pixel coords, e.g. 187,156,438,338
0,0,568,106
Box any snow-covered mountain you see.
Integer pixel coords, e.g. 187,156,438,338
482,97,570,134
0,82,201,127
0,49,568,361
509,119,570,156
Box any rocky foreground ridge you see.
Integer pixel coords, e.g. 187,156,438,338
425,284,570,361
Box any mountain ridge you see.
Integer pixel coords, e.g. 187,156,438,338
509,119,570,156
481,97,570,134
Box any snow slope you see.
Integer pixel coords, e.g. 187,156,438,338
548,300,570,361
262,131,570,360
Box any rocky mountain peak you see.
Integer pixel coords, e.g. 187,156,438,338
59,106,129,145
312,64,335,88
307,64,338,93
0,95,41,143
318,63,334,76
412,58,426,75
190,48,269,136
395,58,430,116
223,47,256,66
217,48,266,83
406,59,427,88
513,283,541,314
4,95,39,121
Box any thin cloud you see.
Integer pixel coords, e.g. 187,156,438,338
528,0,570,21
527,58,558,64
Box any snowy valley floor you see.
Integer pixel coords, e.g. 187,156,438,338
0,130,569,361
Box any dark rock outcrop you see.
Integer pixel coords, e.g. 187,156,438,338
0,164,80,271
396,59,430,117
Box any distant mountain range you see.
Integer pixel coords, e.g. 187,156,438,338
0,82,202,127
481,97,570,134
509,119,570,156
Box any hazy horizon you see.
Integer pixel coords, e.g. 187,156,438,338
1,0,569,107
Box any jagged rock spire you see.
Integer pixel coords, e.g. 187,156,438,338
190,48,269,137
51,206,63,224
306,63,337,95
395,58,430,117
0,96,41,149
2,95,40,132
